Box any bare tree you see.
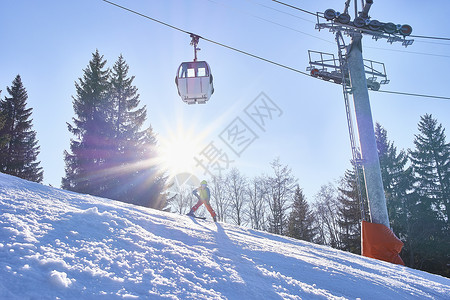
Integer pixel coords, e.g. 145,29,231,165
247,175,267,230
169,184,198,215
313,183,342,248
225,168,248,226
209,174,229,222
266,158,297,235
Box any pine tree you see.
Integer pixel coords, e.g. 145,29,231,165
375,123,415,266
124,125,168,209
105,55,168,209
408,114,450,276
0,98,8,150
62,50,111,194
287,186,316,242
63,51,168,209
410,114,449,226
337,169,363,254
0,75,43,183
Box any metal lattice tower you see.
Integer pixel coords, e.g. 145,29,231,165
336,31,366,221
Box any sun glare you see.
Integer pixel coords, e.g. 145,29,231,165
159,135,196,175
157,123,206,178
157,103,233,181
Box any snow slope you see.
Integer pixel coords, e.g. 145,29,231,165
0,173,449,299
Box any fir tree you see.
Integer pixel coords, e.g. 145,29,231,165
124,125,168,209
0,75,43,183
0,99,8,150
375,123,415,266
337,169,363,254
408,114,450,276
410,114,449,226
287,186,316,242
109,55,146,139
105,55,168,209
62,50,111,194
63,51,168,209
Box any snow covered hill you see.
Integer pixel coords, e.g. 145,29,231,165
0,173,449,299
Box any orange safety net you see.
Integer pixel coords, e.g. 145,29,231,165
361,220,405,265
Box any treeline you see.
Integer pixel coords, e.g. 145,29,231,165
171,117,449,277
0,50,168,209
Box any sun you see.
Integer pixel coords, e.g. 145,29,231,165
157,103,232,180
158,134,197,176
157,122,207,179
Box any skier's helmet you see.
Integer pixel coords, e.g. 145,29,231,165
201,180,207,186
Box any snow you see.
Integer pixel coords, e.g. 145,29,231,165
0,173,449,299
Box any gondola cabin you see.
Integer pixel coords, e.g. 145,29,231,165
175,61,214,104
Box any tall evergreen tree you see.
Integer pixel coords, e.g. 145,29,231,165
408,114,450,276
337,169,363,254
410,115,449,227
109,55,146,138
63,51,168,209
0,98,8,150
107,55,167,209
0,75,43,183
62,50,111,194
375,123,415,266
287,186,316,242
123,125,168,209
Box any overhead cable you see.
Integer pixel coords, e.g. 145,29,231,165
102,0,309,76
102,0,449,101
271,0,450,42
245,0,315,23
271,0,318,17
377,90,450,100
207,0,330,43
410,34,450,41
102,0,189,35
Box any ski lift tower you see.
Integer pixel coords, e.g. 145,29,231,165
308,0,413,264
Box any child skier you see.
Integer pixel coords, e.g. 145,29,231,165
187,180,217,222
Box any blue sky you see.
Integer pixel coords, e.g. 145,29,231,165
1,0,449,201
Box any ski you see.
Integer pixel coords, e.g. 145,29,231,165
186,214,206,220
